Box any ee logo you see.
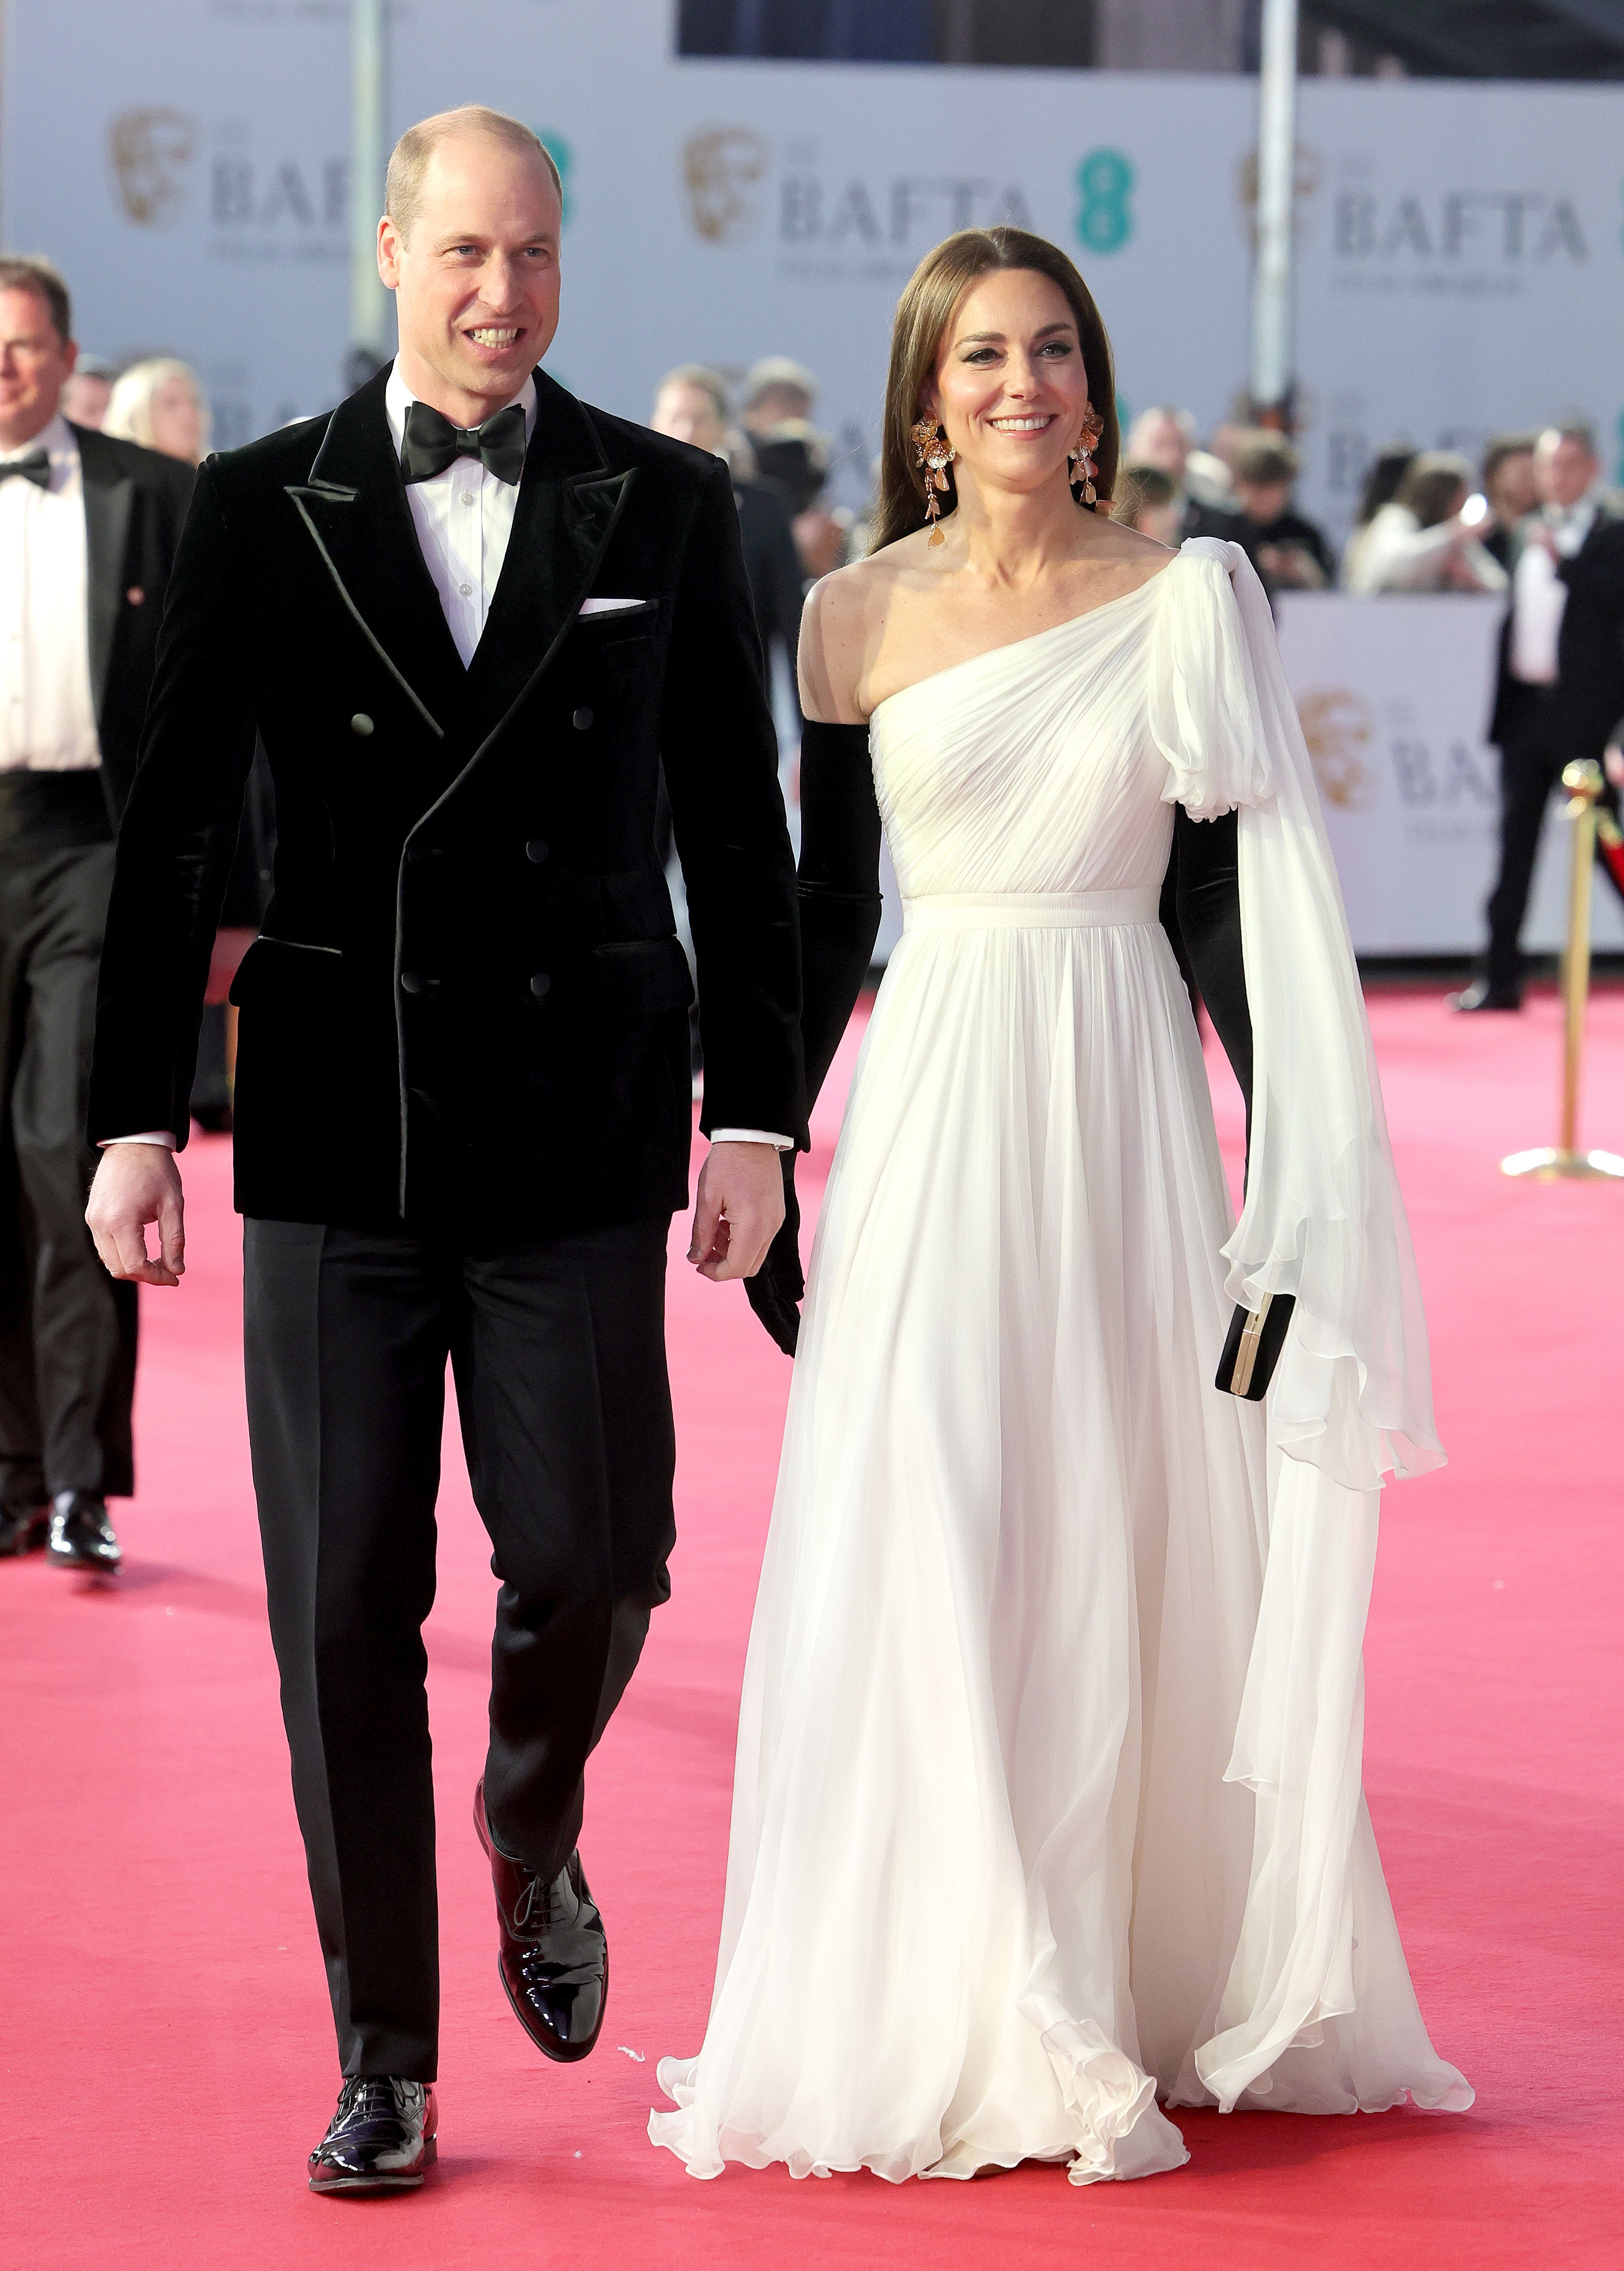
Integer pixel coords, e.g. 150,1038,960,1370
1076,150,1134,253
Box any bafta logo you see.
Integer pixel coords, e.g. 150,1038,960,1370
1297,688,1376,812
1235,141,1322,248
107,107,200,227
682,127,769,245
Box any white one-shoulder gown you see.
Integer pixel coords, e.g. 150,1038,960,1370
651,542,1471,2187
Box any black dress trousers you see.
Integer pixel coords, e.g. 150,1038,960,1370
1486,682,1624,992
0,779,137,1514
242,1213,676,2082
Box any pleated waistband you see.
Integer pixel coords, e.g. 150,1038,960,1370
901,888,1161,932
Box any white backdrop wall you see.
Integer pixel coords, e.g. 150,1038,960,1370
8,1,1622,532
5,2,1622,952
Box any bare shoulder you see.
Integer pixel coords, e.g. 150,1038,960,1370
798,548,908,724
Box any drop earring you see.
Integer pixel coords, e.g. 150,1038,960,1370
912,418,956,545
1069,402,1105,509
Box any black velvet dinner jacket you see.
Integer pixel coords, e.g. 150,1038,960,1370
69,422,196,824
89,365,806,1232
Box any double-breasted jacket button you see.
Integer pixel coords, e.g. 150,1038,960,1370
525,837,549,865
572,706,593,731
400,970,426,995
350,713,374,737
529,972,551,1000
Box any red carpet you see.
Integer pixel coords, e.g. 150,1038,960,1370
5,990,1623,2270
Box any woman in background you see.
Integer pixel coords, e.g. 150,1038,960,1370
1345,450,1506,594
102,356,209,464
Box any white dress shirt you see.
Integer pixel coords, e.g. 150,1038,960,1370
0,412,101,773
110,373,791,1155
385,364,535,668
1509,491,1600,686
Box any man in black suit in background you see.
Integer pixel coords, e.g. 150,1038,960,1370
86,107,803,2192
1452,421,1624,1010
0,258,193,1571
649,363,806,701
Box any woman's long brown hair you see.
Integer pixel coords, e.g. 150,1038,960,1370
870,227,1119,556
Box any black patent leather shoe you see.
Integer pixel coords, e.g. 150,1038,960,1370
1446,978,1522,1012
308,2075,437,2194
46,1494,121,1573
0,1505,49,1557
473,1779,608,2063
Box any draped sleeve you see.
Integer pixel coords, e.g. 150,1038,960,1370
1149,540,1461,2118
1151,538,1443,1491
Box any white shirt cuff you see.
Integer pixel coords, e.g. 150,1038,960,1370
709,1128,795,1151
99,1131,177,1148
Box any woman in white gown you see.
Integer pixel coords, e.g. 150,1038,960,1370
652,229,1471,2187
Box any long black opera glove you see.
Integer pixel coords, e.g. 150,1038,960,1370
1170,806,1295,1397
746,721,883,1355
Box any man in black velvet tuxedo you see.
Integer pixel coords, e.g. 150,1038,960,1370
87,106,804,2192
0,258,194,1574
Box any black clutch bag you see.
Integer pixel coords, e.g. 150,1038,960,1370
1215,1293,1296,1400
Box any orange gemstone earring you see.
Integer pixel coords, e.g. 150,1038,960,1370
1068,402,1105,508
911,418,956,545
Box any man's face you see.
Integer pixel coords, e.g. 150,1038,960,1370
1534,432,1598,512
742,383,809,436
1125,411,1187,479
1238,477,1292,526
0,288,75,447
651,382,725,456
378,134,562,420
1486,449,1535,522
61,371,113,429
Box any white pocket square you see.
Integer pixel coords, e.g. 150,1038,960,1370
579,597,647,615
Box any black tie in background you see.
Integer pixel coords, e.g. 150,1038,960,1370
400,401,526,488
0,451,51,489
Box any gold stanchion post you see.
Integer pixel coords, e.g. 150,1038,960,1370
1502,759,1624,1182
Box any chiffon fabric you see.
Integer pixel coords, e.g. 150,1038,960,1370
651,540,1471,2187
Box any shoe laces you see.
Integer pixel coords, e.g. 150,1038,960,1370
334,2075,417,2127
512,1869,556,1933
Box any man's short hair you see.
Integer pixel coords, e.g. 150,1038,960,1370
656,364,730,425
741,356,818,413
1540,417,1596,459
0,255,71,343
1235,431,1299,487
1481,431,1537,485
385,106,562,244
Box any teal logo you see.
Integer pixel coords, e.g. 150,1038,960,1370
1076,150,1133,254
537,129,573,225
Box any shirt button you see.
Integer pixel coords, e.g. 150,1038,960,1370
460,491,475,506
459,583,473,598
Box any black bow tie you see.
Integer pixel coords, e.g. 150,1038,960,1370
0,450,51,490
400,400,526,488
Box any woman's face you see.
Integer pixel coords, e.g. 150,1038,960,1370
923,267,1091,503
149,374,204,463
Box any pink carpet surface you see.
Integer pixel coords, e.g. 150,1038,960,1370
3,987,1622,2270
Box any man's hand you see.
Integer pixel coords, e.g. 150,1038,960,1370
688,1141,786,1283
86,1144,186,1288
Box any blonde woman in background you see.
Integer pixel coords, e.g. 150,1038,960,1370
102,357,209,464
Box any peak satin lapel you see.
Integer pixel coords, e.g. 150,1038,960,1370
285,378,466,740
461,462,637,744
